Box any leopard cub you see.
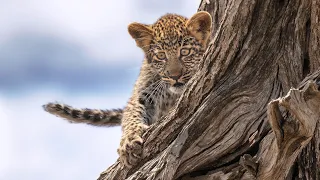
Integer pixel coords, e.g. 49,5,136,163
43,11,212,167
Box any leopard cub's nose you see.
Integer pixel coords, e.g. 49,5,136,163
167,70,182,80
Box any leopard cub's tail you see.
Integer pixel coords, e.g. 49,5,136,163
43,102,123,127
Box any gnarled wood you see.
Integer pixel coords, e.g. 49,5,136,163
98,0,320,179
257,80,320,180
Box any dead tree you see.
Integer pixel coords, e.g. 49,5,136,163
98,0,320,179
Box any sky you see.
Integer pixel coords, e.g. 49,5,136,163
0,0,200,179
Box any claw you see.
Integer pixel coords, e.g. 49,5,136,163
118,130,146,167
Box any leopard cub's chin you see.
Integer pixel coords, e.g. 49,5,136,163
169,86,184,94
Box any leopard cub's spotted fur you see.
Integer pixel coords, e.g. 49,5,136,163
43,11,212,167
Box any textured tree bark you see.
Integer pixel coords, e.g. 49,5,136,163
98,0,320,179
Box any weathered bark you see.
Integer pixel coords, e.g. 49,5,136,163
98,0,320,179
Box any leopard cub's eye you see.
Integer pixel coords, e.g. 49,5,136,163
180,48,191,56
155,52,167,60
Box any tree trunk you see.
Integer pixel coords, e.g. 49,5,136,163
98,0,320,179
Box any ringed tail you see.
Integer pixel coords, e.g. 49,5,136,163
43,102,122,126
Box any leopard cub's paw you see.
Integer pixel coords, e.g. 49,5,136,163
118,124,148,167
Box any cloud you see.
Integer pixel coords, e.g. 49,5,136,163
0,91,125,180
0,0,199,61
133,0,199,20
0,97,16,178
0,33,140,94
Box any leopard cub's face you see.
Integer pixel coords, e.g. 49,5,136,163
128,12,212,94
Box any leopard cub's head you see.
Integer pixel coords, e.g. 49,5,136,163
128,11,212,94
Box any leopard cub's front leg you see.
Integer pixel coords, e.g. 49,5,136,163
117,96,151,167
118,122,148,167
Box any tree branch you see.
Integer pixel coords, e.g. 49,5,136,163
257,78,320,180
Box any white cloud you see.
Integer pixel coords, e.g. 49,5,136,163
0,0,200,63
0,91,125,180
0,0,138,62
0,97,16,177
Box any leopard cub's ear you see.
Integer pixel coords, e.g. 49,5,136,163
186,11,212,46
128,23,153,50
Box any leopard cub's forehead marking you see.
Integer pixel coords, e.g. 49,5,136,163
151,14,189,45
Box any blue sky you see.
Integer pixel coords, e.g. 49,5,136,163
0,0,199,179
